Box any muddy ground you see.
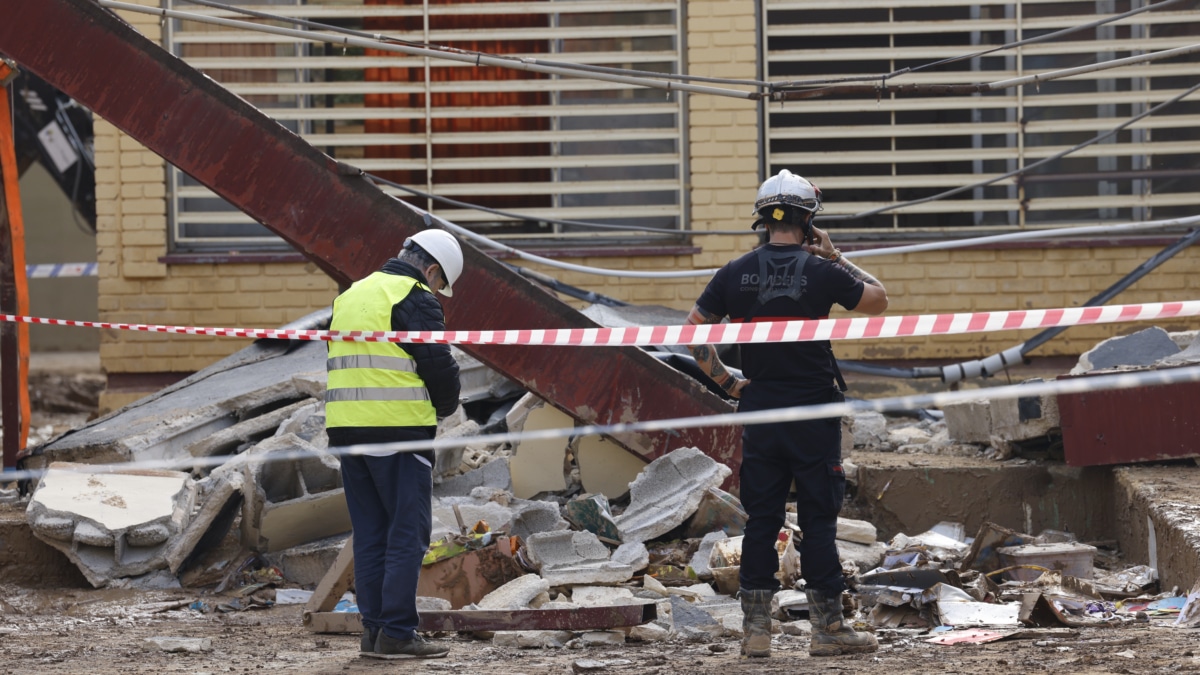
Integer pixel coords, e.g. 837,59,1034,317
0,583,1196,675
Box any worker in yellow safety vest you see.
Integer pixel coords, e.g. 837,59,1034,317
326,229,463,660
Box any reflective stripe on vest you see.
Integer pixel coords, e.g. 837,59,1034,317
325,272,438,429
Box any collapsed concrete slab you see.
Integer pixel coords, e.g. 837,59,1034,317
26,463,196,587
614,447,732,544
1072,326,1180,374
525,530,633,586
23,324,329,471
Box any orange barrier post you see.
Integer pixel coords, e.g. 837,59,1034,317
0,59,32,469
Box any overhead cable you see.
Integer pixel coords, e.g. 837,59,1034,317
819,80,1200,222
97,1,759,100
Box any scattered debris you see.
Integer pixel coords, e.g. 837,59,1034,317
614,447,732,544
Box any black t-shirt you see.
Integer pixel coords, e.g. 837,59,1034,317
696,243,864,398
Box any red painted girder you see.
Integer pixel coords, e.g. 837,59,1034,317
0,0,741,481
1059,373,1200,467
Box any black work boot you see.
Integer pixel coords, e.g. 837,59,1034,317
806,588,878,656
363,632,449,660
360,626,379,653
739,588,774,657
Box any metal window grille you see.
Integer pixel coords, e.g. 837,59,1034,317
164,0,687,251
762,0,1200,232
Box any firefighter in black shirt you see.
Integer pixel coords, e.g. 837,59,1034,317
686,170,888,658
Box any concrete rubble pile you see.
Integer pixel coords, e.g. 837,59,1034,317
11,312,1200,648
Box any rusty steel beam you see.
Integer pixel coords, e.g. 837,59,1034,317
304,603,655,634
0,0,741,481
1059,373,1200,467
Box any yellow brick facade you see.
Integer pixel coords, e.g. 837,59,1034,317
94,0,1200,409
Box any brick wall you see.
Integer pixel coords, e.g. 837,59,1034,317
94,0,1199,410
94,1,339,411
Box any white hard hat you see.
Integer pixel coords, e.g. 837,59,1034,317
751,169,823,229
405,229,463,297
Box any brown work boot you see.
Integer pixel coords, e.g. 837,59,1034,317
806,588,878,656
739,588,774,657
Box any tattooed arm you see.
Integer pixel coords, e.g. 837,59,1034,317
686,305,749,399
803,225,889,315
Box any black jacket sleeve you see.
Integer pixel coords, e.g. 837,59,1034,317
392,290,461,419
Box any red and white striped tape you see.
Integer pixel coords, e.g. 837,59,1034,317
3,300,1198,346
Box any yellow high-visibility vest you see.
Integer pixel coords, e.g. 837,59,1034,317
325,272,437,429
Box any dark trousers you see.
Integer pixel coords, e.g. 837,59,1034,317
340,450,432,641
737,388,847,594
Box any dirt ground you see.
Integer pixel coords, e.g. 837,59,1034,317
0,583,1195,675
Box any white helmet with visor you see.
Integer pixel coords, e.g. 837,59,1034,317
751,169,823,230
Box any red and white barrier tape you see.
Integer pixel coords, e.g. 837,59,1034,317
2,300,1198,346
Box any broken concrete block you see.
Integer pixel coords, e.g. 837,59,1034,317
435,407,480,478
576,434,646,500
1072,326,1180,374
525,530,633,586
836,517,877,545
505,394,570,499
943,399,993,444
614,447,732,544
781,620,812,635
235,433,350,553
509,499,570,541
164,468,243,575
611,542,649,573
144,637,212,653
27,463,196,587
493,630,573,649
628,622,669,642
569,586,639,607
849,411,888,447
836,539,887,572
431,497,515,541
720,612,744,638
888,426,931,448
667,595,721,635
564,494,621,543
433,457,513,498
990,384,1060,442
683,487,747,539
688,531,728,580
772,590,809,619
417,596,453,612
477,574,551,610
580,631,625,646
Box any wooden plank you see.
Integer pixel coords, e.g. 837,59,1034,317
305,535,355,614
